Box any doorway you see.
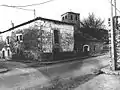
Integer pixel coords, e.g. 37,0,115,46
2,50,5,59
83,45,90,56
53,30,60,59
53,30,60,52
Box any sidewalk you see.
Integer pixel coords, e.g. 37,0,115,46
0,68,9,73
74,74,120,90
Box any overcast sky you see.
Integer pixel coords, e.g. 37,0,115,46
0,0,119,31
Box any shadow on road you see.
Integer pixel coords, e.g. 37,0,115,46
0,54,109,90
30,74,99,90
37,56,104,80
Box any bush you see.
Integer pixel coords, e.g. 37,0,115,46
23,50,41,61
12,52,26,60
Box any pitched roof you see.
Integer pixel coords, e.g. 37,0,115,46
1,16,103,42
79,32,98,41
75,31,101,42
61,12,80,16
0,17,74,34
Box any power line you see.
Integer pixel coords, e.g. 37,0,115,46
108,0,120,14
0,0,54,8
0,4,36,18
0,0,55,18
111,3,120,13
1,4,34,11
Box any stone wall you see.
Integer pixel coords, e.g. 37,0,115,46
74,40,104,56
1,18,74,61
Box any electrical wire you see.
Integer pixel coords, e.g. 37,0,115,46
1,5,34,11
0,0,55,14
0,0,54,8
108,0,120,13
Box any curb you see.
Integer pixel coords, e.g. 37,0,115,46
100,66,120,75
7,53,108,68
40,56,89,65
0,68,9,73
40,53,106,65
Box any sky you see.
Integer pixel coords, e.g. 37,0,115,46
0,0,119,31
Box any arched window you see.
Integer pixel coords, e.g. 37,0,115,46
65,15,67,19
75,16,78,20
62,17,64,20
71,15,73,20
8,49,10,56
2,50,5,59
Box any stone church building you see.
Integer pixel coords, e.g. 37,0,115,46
0,11,104,60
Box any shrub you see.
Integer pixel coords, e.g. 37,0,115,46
23,50,41,61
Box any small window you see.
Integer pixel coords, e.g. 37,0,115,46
62,17,64,20
8,49,10,56
75,16,78,20
19,35,23,41
65,15,67,19
16,34,23,42
7,37,10,44
54,30,59,44
17,36,19,41
71,15,73,20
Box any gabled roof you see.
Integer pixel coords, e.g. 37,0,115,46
79,32,98,41
79,28,107,42
1,16,103,42
75,31,102,42
61,12,80,16
0,17,75,34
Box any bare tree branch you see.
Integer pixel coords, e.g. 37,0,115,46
81,13,105,29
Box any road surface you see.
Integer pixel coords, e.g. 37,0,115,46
0,54,110,90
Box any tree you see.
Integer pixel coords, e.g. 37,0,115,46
79,13,108,42
81,13,105,29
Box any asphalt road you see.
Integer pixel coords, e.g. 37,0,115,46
0,53,110,90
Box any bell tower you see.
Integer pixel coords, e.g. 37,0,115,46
61,12,80,28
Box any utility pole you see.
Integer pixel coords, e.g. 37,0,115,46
110,0,116,70
114,0,117,16
110,0,120,70
34,9,36,19
11,20,14,27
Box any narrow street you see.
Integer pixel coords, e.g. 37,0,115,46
0,53,110,90
38,54,110,79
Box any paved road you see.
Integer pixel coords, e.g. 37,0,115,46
38,54,110,78
0,54,110,90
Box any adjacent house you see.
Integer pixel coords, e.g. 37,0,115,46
74,32,104,56
61,12,105,56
